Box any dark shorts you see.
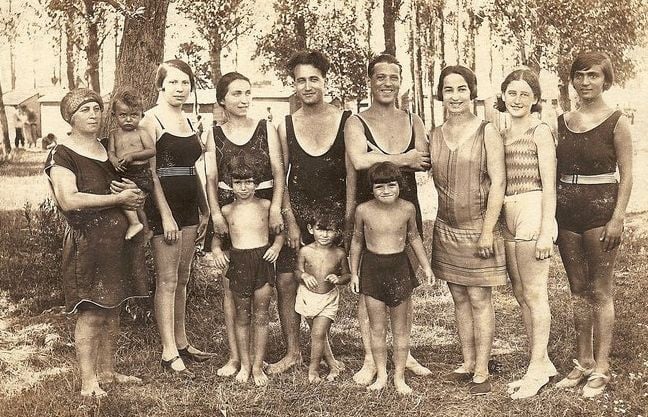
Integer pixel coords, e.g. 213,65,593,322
360,250,419,307
147,175,199,236
123,163,154,195
226,245,276,298
556,182,618,235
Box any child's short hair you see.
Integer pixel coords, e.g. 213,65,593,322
228,155,258,184
367,162,404,190
308,208,342,231
111,87,143,113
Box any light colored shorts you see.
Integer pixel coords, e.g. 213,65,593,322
294,284,339,321
503,190,558,242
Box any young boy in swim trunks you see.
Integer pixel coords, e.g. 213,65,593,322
349,161,434,395
214,155,284,386
107,88,156,239
294,210,351,383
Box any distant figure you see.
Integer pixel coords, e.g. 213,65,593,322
266,106,273,123
196,114,204,140
42,133,57,150
13,106,25,148
25,107,38,147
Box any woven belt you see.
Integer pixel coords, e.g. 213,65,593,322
218,179,274,190
157,166,196,177
560,173,617,185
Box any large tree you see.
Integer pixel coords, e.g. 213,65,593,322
383,0,403,55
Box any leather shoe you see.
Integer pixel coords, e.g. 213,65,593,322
161,356,195,379
178,346,212,363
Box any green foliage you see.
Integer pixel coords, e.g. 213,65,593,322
255,0,371,103
176,41,213,89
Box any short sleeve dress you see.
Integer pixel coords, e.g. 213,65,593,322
429,121,507,287
44,144,149,313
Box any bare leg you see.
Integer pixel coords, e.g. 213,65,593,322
404,299,431,376
76,308,107,397
466,286,494,382
252,284,272,386
447,283,476,373
506,240,530,391
365,295,388,391
151,236,187,372
97,307,142,385
218,274,241,377
391,298,413,395
233,292,252,383
267,272,302,374
124,210,144,240
307,317,332,383
353,294,378,385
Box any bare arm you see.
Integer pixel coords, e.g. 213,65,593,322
349,205,365,293
266,120,285,233
534,123,557,259
204,127,229,236
344,152,357,252
278,120,300,248
49,166,142,212
405,203,434,284
601,115,633,251
478,123,506,258
107,131,121,170
294,248,318,289
335,250,352,285
344,115,430,171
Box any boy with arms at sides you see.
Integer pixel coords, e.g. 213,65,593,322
294,211,351,383
211,156,284,386
107,87,156,239
350,162,434,395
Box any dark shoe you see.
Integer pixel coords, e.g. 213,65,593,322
470,379,492,396
161,356,195,379
178,346,212,363
444,371,474,384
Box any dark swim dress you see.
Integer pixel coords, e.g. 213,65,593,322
277,110,351,272
147,116,203,236
204,119,276,251
355,113,424,236
44,144,149,313
556,111,622,234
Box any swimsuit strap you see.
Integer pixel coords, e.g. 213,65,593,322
355,114,383,153
154,114,165,130
187,118,195,132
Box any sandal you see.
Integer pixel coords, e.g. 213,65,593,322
582,372,610,398
555,359,594,388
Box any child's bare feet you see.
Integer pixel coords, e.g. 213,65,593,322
406,355,432,376
367,375,387,391
308,369,322,383
80,381,107,398
252,367,269,386
98,371,142,385
267,353,302,375
395,376,413,395
217,359,240,377
353,359,377,385
125,223,144,240
235,367,250,384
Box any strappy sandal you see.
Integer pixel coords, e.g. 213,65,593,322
582,372,610,398
555,359,594,388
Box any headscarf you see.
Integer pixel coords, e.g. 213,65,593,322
60,88,104,124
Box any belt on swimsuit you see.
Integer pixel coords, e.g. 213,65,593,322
156,166,196,177
560,173,617,185
218,179,274,190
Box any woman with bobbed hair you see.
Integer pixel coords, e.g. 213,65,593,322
140,59,210,377
496,68,558,399
45,88,148,397
554,52,633,397
429,65,507,395
204,71,285,377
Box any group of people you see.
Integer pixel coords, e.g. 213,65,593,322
44,49,632,401
13,105,39,148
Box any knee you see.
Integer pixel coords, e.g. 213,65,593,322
235,311,251,326
522,287,549,309
156,274,179,293
276,274,297,292
590,287,613,308
310,327,327,341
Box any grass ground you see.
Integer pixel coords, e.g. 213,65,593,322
0,131,647,416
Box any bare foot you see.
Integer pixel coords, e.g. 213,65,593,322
353,360,377,385
80,382,107,398
326,366,340,382
308,369,322,383
510,376,549,399
125,223,144,240
217,359,240,377
98,372,142,385
507,377,525,394
253,367,269,387
235,367,250,384
267,353,302,375
395,377,413,395
406,356,432,376
367,375,387,391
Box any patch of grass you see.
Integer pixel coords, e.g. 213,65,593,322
1,214,648,416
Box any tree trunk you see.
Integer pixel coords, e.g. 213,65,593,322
66,18,76,89
101,0,170,137
365,0,374,52
0,80,11,155
84,0,101,93
209,39,225,124
383,0,398,55
438,5,446,68
295,14,307,50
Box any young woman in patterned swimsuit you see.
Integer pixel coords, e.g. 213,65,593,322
140,59,210,377
554,52,633,398
204,71,285,378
